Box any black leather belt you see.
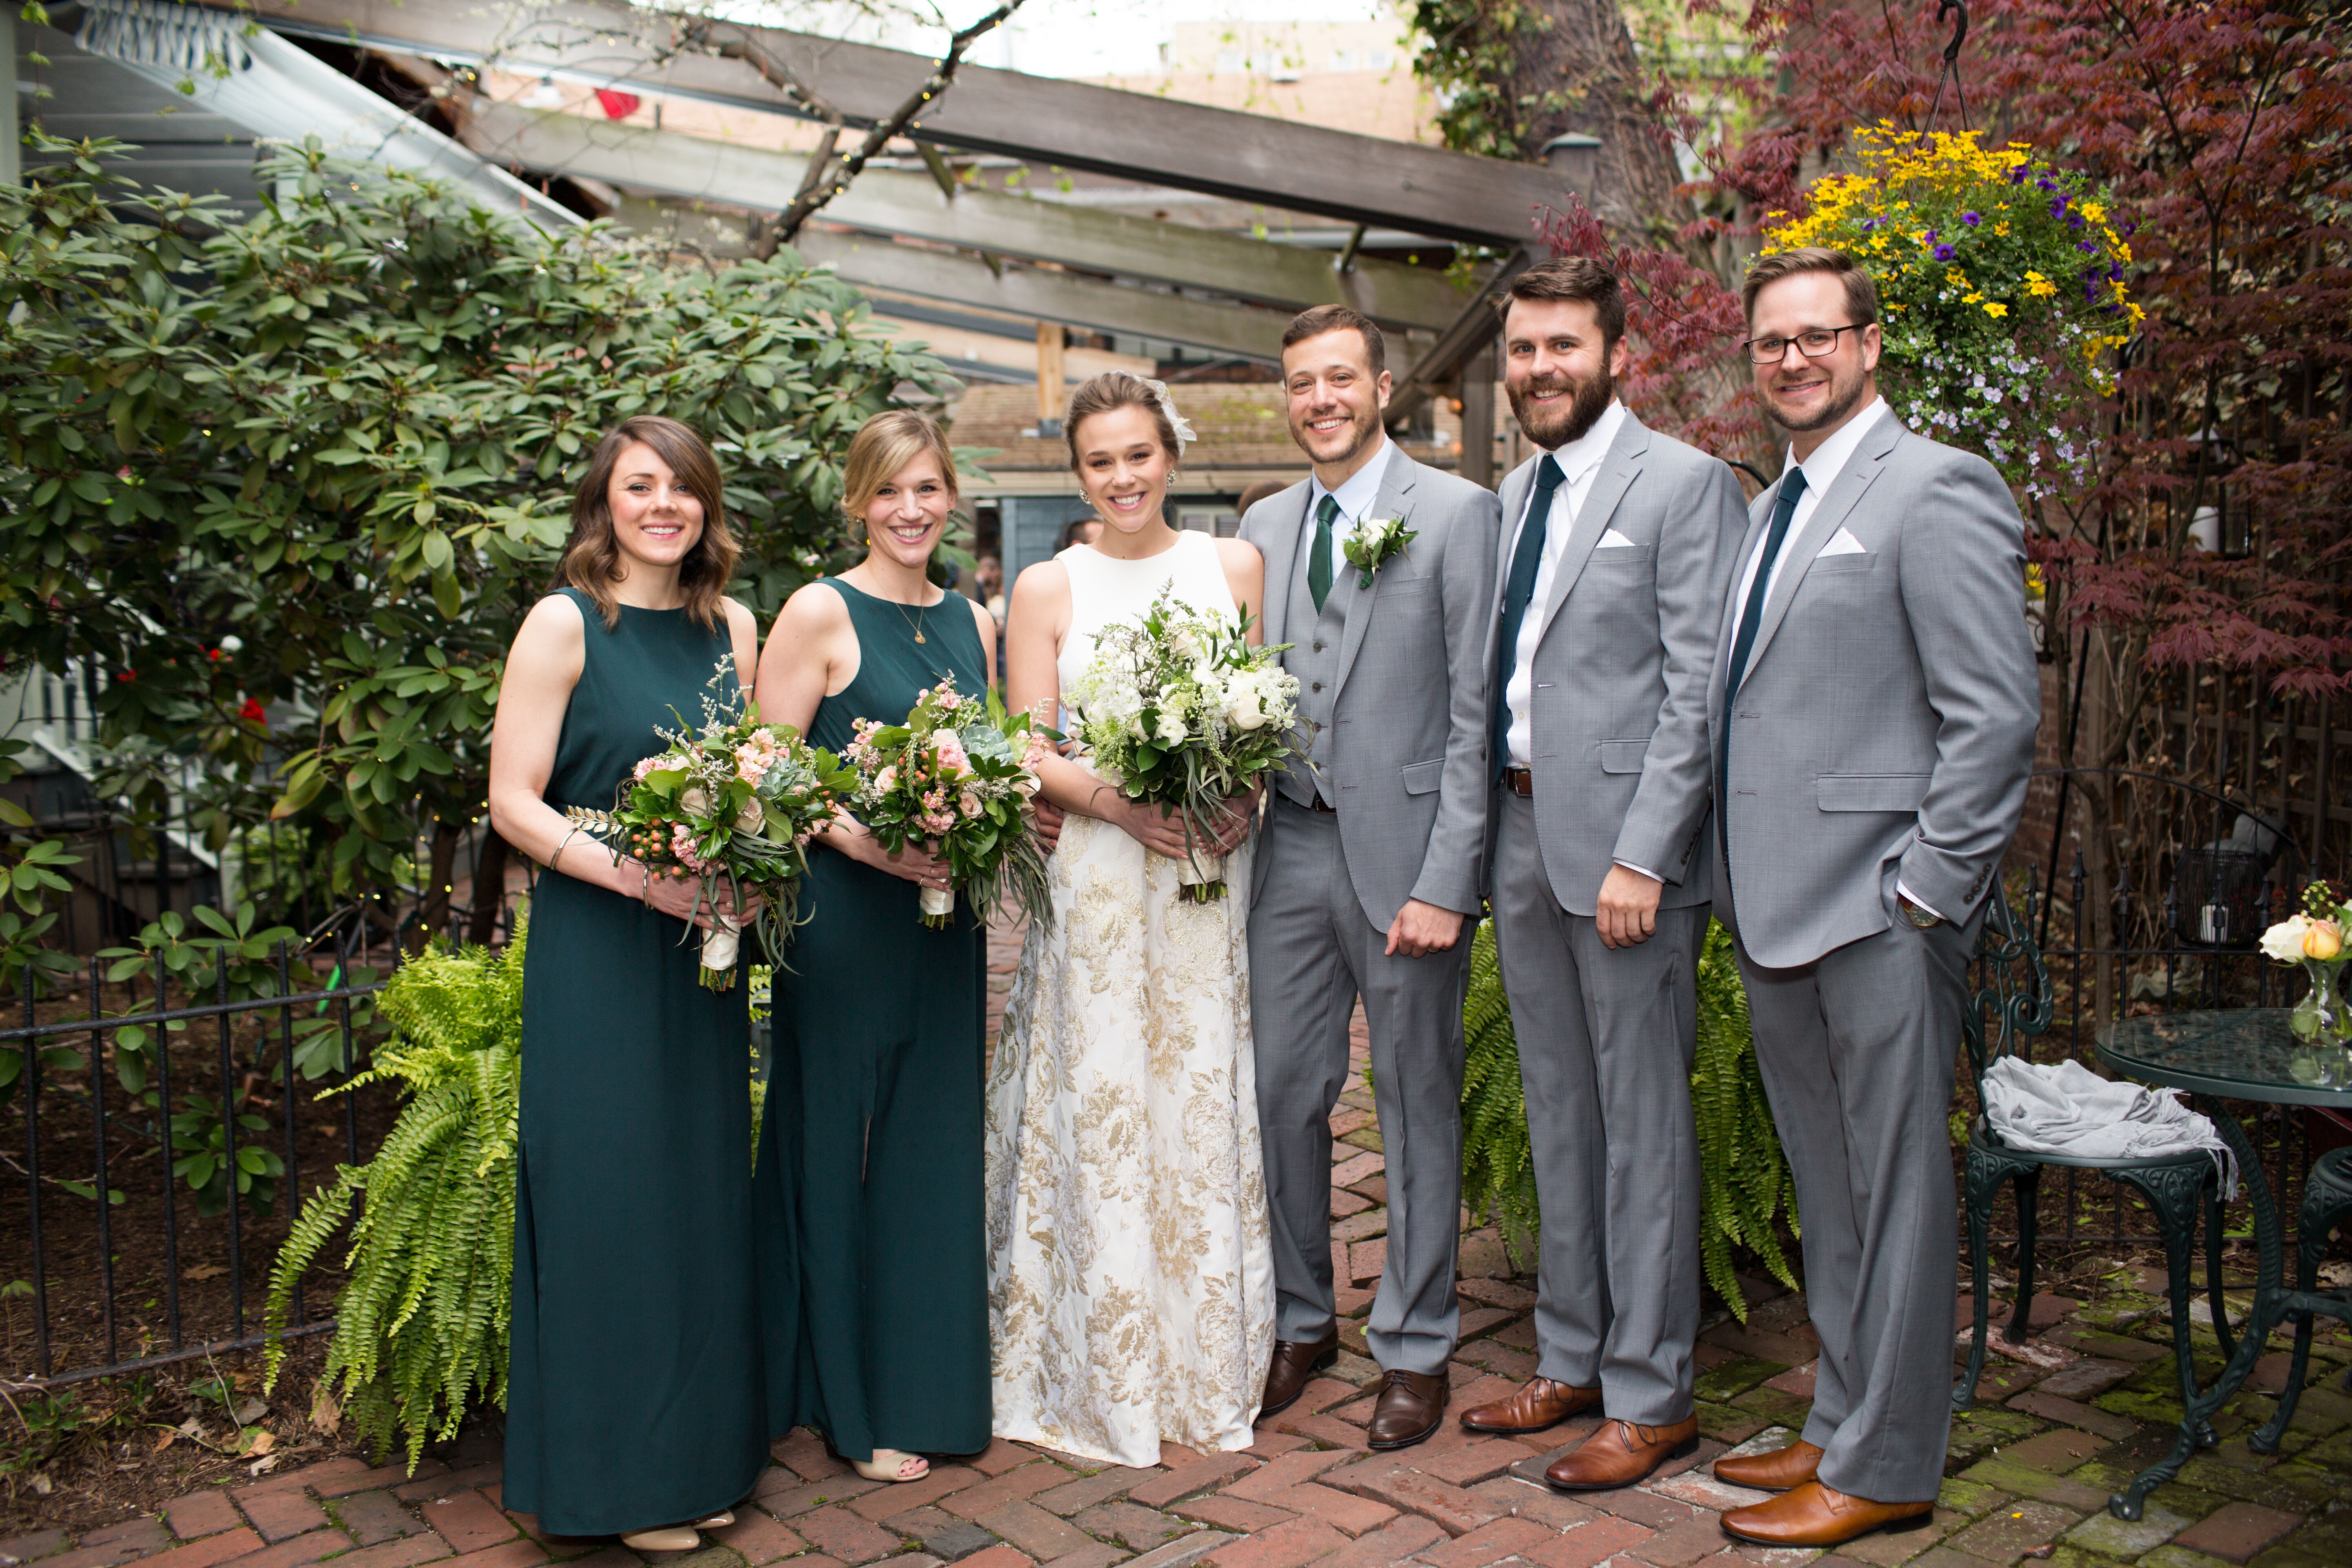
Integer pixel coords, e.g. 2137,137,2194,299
1500,767,1535,797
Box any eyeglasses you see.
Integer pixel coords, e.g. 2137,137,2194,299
1742,324,1865,365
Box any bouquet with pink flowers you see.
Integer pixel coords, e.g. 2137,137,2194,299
840,675,1054,929
566,659,849,989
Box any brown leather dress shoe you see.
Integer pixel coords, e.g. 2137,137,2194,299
1260,1331,1340,1418
1458,1376,1602,1435
1365,1368,1449,1450
1543,1417,1699,1491
1713,1437,1822,1492
1719,1481,1932,1547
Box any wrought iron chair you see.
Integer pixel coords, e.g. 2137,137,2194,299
2249,1145,2352,1450
1953,889,2241,1417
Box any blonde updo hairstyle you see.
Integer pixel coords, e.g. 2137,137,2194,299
840,410,961,545
1062,372,1183,471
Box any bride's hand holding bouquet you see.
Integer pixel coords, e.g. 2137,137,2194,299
1066,588,1302,901
837,675,1056,929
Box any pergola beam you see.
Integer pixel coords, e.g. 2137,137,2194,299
792,230,1301,364
211,0,1572,247
458,101,1474,332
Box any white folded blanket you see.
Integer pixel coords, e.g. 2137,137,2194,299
1981,1056,2236,1199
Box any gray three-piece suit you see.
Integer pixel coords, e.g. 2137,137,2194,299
1710,408,2040,1500
1483,410,1747,1425
1241,440,1500,1376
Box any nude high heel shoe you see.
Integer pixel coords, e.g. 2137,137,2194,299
619,1527,702,1552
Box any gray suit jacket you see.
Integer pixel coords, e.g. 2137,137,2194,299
1707,410,2040,969
1486,411,1746,916
1243,442,1501,930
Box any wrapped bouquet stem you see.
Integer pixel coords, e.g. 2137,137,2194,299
1066,589,1303,902
564,657,848,989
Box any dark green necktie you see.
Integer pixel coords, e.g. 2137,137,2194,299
1491,454,1565,780
1308,493,1339,612
1717,466,1808,802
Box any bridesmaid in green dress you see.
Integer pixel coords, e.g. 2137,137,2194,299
488,416,775,1551
753,411,1016,1484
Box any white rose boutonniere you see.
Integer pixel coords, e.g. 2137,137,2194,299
1341,514,1417,589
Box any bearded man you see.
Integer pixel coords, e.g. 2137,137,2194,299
1451,258,1747,1488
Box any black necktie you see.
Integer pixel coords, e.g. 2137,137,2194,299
1717,466,1808,800
1491,454,1566,780
1308,494,1339,612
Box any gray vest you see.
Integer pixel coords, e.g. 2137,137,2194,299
1279,508,1354,808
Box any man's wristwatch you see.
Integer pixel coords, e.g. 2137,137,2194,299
1899,896,1943,929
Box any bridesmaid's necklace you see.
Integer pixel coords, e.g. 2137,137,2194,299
892,594,932,644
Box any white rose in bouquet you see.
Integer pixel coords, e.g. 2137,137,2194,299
1227,680,1268,731
1157,712,1189,745
735,796,766,834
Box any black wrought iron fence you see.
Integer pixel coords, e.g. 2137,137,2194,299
2,946,390,1391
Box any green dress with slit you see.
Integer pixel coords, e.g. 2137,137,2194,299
756,578,992,1461
505,589,777,1535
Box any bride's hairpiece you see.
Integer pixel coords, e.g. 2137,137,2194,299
1140,377,1198,454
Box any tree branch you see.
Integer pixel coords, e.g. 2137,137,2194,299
767,0,1029,248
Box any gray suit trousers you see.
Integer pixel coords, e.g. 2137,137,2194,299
1492,793,1703,1425
1249,800,1469,1375
1718,875,1980,1503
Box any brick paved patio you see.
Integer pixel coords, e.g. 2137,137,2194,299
8,1042,2350,1568
9,922,2349,1568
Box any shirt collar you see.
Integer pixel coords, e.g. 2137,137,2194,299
1534,399,1627,489
1782,396,1890,495
1307,434,1392,523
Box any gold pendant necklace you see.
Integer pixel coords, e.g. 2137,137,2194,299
895,593,931,644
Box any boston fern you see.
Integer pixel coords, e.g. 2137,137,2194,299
264,925,526,1468
1458,919,1799,1320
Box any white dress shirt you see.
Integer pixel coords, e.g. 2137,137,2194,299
1305,432,1391,544
1502,400,1627,768
1722,397,1942,920
1724,396,1889,650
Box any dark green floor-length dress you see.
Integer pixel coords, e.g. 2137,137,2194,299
756,578,991,1461
506,588,775,1535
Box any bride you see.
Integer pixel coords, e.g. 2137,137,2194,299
986,372,1276,1466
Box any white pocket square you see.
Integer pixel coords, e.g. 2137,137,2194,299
1816,528,1868,557
1595,528,1639,549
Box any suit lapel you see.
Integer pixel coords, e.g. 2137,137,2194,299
1737,412,1902,689
1331,443,1414,700
1260,482,1310,650
1533,414,1649,645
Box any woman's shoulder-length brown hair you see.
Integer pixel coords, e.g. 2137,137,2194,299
552,415,741,630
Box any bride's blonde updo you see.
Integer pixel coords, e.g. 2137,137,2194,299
1062,372,1184,469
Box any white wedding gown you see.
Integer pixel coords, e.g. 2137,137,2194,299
984,529,1276,1466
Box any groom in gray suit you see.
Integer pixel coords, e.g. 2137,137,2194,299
1707,248,2038,1549
1454,258,1745,1489
1243,305,1499,1450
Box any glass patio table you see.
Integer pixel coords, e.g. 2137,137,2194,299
2096,1009,2352,1519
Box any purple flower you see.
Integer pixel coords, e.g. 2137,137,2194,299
2009,166,2030,185
2036,176,2058,192
2067,212,2085,228
2050,197,2069,218
1934,243,1956,261
1962,211,1981,226
2078,239,2098,253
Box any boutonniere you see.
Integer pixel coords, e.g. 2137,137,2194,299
1340,514,1417,589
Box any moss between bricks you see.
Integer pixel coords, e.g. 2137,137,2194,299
1692,1358,1786,1403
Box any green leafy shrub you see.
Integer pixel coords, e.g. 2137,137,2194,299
1459,918,1798,1319
264,924,524,1468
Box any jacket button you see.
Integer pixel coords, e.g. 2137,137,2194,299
1311,681,1323,692
1313,641,1324,652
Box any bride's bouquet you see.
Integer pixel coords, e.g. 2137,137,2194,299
840,675,1056,930
1065,588,1303,901
565,659,847,990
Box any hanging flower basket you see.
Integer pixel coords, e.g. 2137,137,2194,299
1762,125,2144,499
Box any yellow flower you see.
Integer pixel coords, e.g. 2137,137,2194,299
2081,201,2105,223
2025,271,2056,298
1994,223,2011,236
1983,301,2008,318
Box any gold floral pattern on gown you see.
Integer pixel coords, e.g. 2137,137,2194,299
984,532,1276,1468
